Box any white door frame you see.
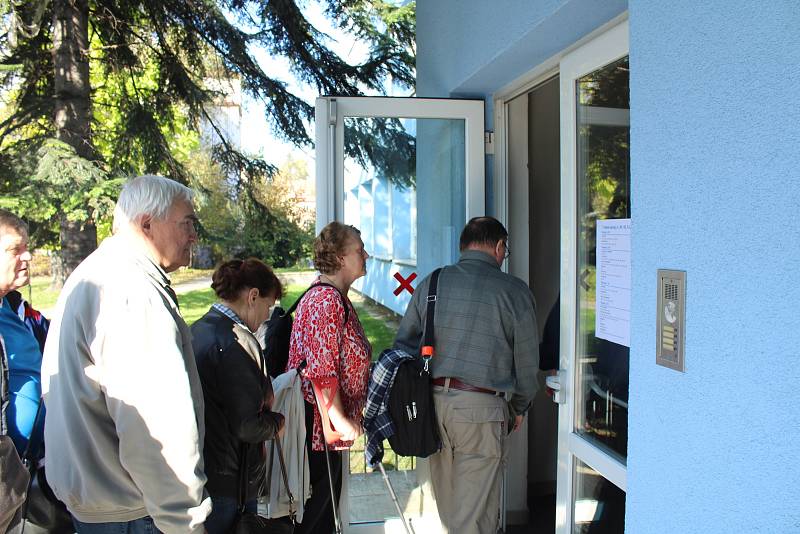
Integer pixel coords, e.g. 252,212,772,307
558,19,630,533
493,16,629,534
314,95,485,534
315,96,486,234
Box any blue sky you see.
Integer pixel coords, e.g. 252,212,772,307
237,4,372,167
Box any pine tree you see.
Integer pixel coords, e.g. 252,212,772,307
0,0,415,280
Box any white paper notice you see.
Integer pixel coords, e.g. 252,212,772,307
595,218,631,347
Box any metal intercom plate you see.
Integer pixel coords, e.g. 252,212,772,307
656,269,686,372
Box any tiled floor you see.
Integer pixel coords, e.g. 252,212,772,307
347,467,557,534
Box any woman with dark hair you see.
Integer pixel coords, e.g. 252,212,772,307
192,258,286,534
286,222,372,534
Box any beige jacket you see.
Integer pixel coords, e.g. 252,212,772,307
41,235,210,532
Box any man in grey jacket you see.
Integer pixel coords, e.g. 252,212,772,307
394,216,540,534
42,175,210,533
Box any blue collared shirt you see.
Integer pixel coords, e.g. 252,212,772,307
211,302,246,328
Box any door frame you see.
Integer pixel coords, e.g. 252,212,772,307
314,95,486,533
493,15,629,533
314,96,486,234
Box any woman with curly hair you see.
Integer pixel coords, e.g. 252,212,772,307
286,222,372,534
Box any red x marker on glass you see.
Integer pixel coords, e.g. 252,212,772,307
393,272,417,296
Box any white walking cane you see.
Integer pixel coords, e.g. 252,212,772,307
376,462,414,534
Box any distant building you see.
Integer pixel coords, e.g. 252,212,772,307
200,78,242,151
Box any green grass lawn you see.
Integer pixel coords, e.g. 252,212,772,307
178,287,217,325
180,284,396,359
26,268,218,314
22,276,61,312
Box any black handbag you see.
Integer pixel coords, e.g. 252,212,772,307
21,400,73,534
228,444,271,534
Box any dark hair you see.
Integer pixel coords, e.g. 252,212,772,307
211,258,283,301
313,222,361,275
459,216,508,251
0,209,28,237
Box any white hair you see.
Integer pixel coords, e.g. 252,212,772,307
113,175,194,233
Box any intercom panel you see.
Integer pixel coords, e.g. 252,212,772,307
656,269,686,372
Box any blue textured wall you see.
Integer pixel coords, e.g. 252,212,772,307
627,2,800,532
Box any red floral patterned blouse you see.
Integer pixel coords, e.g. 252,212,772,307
286,280,372,451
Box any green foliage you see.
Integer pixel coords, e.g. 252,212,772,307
1,0,416,176
4,138,122,247
238,202,313,268
345,116,415,189
30,139,119,222
189,152,313,267
0,0,417,256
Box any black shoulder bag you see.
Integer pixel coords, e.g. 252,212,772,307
387,268,443,458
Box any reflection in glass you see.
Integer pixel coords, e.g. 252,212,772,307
344,117,417,262
574,56,630,461
343,117,467,274
572,459,626,533
341,116,465,526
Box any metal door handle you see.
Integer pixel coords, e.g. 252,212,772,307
545,371,566,404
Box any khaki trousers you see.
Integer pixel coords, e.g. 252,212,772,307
429,385,508,534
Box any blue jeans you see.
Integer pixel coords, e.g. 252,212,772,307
205,496,257,534
73,516,161,534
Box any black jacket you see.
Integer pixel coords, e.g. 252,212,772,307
192,307,283,501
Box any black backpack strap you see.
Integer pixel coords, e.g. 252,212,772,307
421,268,442,359
288,282,349,324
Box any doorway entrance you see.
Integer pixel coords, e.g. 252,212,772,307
500,18,630,534
505,74,561,532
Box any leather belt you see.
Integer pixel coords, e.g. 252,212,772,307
432,377,501,396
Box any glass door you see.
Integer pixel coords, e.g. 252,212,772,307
556,20,630,534
314,96,485,533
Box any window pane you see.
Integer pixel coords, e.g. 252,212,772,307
572,459,626,533
342,116,465,525
344,116,417,261
574,56,631,461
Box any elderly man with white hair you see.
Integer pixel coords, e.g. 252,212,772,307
42,175,210,534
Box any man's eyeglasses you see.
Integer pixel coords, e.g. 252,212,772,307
503,239,511,259
176,216,199,234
